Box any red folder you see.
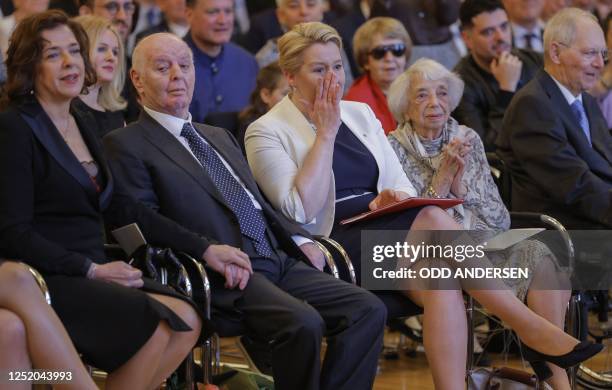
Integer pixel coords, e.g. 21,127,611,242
339,197,464,225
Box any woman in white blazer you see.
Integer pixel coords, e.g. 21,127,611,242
245,22,600,389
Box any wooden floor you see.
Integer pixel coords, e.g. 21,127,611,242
217,331,529,389
216,323,612,390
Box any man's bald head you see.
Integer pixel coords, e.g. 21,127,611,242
131,33,196,118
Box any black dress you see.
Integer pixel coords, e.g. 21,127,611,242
72,98,125,139
0,99,211,372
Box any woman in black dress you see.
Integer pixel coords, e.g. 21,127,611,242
0,10,207,388
73,15,125,138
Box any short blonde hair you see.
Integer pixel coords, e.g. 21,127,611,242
543,7,599,65
73,15,126,111
387,58,464,124
277,21,342,75
352,17,412,73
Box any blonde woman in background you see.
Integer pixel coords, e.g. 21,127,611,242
74,15,126,138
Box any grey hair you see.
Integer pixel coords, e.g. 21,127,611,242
543,7,599,64
387,58,464,124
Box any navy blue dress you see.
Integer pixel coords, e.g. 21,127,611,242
329,123,422,316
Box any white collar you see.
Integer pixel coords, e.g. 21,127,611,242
511,20,544,37
168,22,189,38
549,73,583,106
143,106,193,137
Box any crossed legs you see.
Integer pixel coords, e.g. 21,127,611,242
405,207,576,389
0,261,96,390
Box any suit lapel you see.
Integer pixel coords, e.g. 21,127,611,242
538,71,594,147
19,100,99,203
138,113,228,206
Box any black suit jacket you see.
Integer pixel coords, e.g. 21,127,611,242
239,8,282,54
497,70,612,228
0,99,209,276
453,49,543,151
134,19,170,45
371,0,459,45
102,112,311,263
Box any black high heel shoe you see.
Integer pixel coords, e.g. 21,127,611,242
522,341,603,380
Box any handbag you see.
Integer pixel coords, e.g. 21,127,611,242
467,367,549,390
130,244,189,296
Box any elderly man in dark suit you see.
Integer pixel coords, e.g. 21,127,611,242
103,32,386,390
498,7,612,228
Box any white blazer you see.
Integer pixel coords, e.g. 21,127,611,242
245,96,417,236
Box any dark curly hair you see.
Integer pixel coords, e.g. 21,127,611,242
1,9,97,108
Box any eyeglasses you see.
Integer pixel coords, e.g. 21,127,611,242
557,42,609,63
368,43,407,60
98,1,135,15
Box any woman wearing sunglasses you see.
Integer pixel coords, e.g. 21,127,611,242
344,17,412,134
245,21,603,389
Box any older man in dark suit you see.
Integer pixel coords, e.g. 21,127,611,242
498,7,612,228
103,32,386,390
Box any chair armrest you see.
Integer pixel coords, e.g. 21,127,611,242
314,240,339,279
21,263,51,305
175,253,211,320
510,212,575,272
314,236,357,285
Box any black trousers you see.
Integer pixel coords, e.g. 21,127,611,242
210,255,386,390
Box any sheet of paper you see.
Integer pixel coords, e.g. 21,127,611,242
483,228,545,251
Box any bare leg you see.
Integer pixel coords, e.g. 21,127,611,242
0,309,30,390
105,321,171,390
406,289,467,390
410,207,580,356
527,258,572,389
105,293,201,390
144,294,201,390
0,262,96,390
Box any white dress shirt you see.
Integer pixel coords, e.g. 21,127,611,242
143,106,311,246
550,74,583,105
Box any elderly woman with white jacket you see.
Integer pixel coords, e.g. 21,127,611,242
245,21,600,390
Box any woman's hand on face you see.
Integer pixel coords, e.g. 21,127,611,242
369,189,410,210
91,261,144,288
302,71,342,142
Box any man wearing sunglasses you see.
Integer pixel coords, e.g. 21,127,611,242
498,7,612,228
453,0,543,152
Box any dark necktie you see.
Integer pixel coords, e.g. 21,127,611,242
180,122,274,258
570,100,592,146
524,33,537,50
